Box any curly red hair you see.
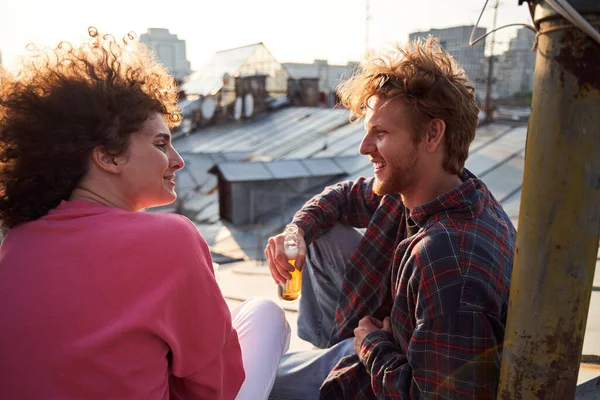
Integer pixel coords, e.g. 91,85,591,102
337,36,480,175
0,27,181,230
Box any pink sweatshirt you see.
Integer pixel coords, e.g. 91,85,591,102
0,200,244,399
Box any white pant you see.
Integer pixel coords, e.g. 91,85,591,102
231,298,291,400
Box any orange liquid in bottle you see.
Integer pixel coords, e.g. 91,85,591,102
278,259,302,302
278,224,301,303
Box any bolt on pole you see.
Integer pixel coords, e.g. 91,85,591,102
498,1,600,399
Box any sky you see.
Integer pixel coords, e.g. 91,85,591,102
0,0,534,72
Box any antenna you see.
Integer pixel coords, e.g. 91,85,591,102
365,0,371,55
484,0,499,123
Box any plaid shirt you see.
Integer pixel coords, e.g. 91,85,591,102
293,169,516,399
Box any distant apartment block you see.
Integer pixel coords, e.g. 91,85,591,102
140,28,191,81
409,26,487,86
493,28,537,99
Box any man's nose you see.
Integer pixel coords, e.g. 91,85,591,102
359,133,375,155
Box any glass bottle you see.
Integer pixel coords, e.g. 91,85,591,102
277,224,302,302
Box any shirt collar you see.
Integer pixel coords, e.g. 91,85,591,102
409,168,484,227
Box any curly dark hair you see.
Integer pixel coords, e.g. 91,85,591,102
0,27,181,230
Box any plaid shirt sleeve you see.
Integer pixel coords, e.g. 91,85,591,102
358,313,502,399
292,177,382,244
320,226,506,399
321,312,501,400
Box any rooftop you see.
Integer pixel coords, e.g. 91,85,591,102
169,106,599,386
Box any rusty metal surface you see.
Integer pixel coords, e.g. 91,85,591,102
553,14,600,93
497,4,600,399
534,1,600,24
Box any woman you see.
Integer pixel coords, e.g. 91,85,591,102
0,28,289,400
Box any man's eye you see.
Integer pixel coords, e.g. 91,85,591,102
156,143,167,150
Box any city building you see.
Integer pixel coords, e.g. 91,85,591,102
409,26,487,86
183,43,289,104
493,28,537,99
139,28,191,81
176,43,291,130
283,60,359,107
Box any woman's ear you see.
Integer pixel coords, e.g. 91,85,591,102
91,146,123,175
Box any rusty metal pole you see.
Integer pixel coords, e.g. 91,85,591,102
498,1,600,399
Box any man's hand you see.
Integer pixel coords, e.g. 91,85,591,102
265,227,307,285
353,316,392,355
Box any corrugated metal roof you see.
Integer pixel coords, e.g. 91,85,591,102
171,106,528,264
209,157,348,183
302,158,344,176
333,155,372,175
465,126,527,176
264,160,309,179
283,123,363,159
183,108,318,153
175,107,349,158
212,162,273,182
181,151,254,162
497,189,521,222
176,152,254,189
477,154,525,202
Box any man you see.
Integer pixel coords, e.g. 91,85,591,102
266,37,516,399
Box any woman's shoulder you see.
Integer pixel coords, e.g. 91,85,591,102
128,211,201,240
131,211,195,229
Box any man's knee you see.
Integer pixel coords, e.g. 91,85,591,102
306,224,363,272
309,224,363,254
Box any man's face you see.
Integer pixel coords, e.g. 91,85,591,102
359,95,421,196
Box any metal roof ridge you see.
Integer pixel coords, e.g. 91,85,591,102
209,156,353,182
215,155,360,166
214,42,264,54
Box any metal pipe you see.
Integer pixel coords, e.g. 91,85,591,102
498,1,600,398
484,0,499,123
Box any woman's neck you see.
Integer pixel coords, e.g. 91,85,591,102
69,186,129,210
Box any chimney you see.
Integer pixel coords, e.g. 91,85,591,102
287,78,319,107
234,75,268,119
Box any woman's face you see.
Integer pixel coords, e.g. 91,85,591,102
118,113,184,211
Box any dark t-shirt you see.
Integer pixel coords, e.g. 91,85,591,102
406,215,419,238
